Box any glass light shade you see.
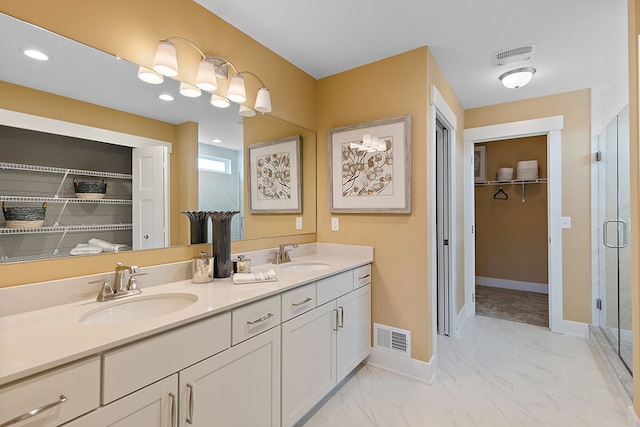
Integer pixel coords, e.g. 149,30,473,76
137,66,164,84
179,82,202,98
152,40,179,77
254,87,272,113
196,59,218,91
238,104,256,117
499,67,536,89
227,74,247,103
210,94,230,108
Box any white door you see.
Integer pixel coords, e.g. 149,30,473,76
436,119,453,335
132,146,168,250
336,284,371,382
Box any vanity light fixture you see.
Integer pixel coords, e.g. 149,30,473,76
499,67,536,89
22,48,49,61
137,66,163,84
147,36,272,112
238,104,256,118
350,134,387,153
179,82,202,98
158,94,174,101
210,93,230,108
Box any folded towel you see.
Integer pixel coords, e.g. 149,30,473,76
70,243,103,256
88,238,128,252
233,269,277,285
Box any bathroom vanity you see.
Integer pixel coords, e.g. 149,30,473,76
0,244,373,426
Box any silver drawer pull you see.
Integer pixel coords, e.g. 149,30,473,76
292,297,312,307
1,395,67,426
168,392,177,427
247,313,274,325
186,383,194,424
359,274,371,280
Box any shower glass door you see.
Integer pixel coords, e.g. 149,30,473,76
598,105,631,372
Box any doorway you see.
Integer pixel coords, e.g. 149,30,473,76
473,136,549,327
436,118,453,336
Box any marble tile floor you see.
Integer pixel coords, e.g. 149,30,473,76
301,315,628,427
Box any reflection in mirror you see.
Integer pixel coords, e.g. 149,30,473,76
0,12,316,264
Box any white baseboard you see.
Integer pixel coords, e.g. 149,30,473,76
367,348,436,384
629,406,640,427
455,305,467,336
552,319,589,338
476,276,548,294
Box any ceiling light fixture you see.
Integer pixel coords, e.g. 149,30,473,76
212,138,223,143
499,67,536,89
146,36,272,112
350,134,388,153
159,94,174,101
22,48,49,61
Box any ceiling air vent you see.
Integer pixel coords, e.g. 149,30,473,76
374,323,411,357
493,45,536,67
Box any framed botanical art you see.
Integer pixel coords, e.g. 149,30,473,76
248,135,302,213
328,115,411,213
474,145,486,183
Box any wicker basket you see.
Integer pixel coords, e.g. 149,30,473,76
74,177,107,199
2,202,47,228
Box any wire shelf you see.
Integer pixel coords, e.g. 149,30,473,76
0,162,133,180
0,195,132,205
0,248,132,264
474,178,547,186
0,224,133,235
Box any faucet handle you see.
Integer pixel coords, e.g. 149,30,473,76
90,279,114,301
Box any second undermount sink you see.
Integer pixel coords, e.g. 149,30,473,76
79,293,198,326
279,262,331,272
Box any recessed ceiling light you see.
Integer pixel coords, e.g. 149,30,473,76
159,94,174,101
22,49,49,61
212,138,222,143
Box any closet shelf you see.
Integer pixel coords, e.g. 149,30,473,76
0,161,133,180
1,248,131,264
475,178,547,186
0,195,132,205
0,224,132,235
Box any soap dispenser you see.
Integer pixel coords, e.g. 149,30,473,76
192,251,214,283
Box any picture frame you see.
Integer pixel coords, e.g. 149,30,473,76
474,145,486,183
328,115,411,213
248,135,302,213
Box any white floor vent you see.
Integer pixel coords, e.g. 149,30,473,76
374,323,411,357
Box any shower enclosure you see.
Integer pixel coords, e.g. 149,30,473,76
596,104,632,372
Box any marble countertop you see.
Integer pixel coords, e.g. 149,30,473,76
0,253,372,386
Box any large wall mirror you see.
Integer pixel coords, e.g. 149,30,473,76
0,12,317,263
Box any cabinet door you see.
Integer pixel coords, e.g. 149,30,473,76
64,375,178,427
336,284,371,383
179,326,280,427
281,301,338,427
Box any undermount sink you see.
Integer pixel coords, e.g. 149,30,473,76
79,293,198,325
279,262,331,272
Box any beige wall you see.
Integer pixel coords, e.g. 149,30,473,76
474,136,548,284
466,90,592,323
628,0,640,415
316,47,464,363
0,0,318,287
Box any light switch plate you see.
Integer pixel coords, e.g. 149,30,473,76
561,216,571,229
331,217,339,231
295,217,303,230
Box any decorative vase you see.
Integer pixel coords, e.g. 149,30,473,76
206,211,240,278
180,211,210,244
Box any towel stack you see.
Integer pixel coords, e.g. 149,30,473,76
232,269,278,285
69,238,128,256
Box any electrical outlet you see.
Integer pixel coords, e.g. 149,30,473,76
331,217,339,231
295,217,303,230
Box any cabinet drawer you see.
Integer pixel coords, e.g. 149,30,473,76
281,283,317,322
232,295,281,345
103,313,230,404
354,264,372,288
0,356,100,427
316,271,353,306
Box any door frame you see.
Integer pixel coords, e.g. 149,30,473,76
463,116,575,334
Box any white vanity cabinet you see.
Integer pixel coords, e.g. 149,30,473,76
178,326,281,427
0,356,100,427
62,375,178,427
281,267,372,427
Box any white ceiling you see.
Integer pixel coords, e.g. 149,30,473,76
195,0,628,109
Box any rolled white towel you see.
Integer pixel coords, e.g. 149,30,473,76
233,269,277,285
70,243,103,256
88,238,128,252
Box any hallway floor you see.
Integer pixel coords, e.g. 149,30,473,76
302,316,627,427
475,285,548,327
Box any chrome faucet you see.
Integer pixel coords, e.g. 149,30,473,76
91,262,146,302
273,243,298,264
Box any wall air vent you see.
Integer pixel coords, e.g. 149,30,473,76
374,323,411,357
493,45,536,67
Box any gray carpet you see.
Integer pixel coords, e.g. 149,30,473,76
475,285,549,328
